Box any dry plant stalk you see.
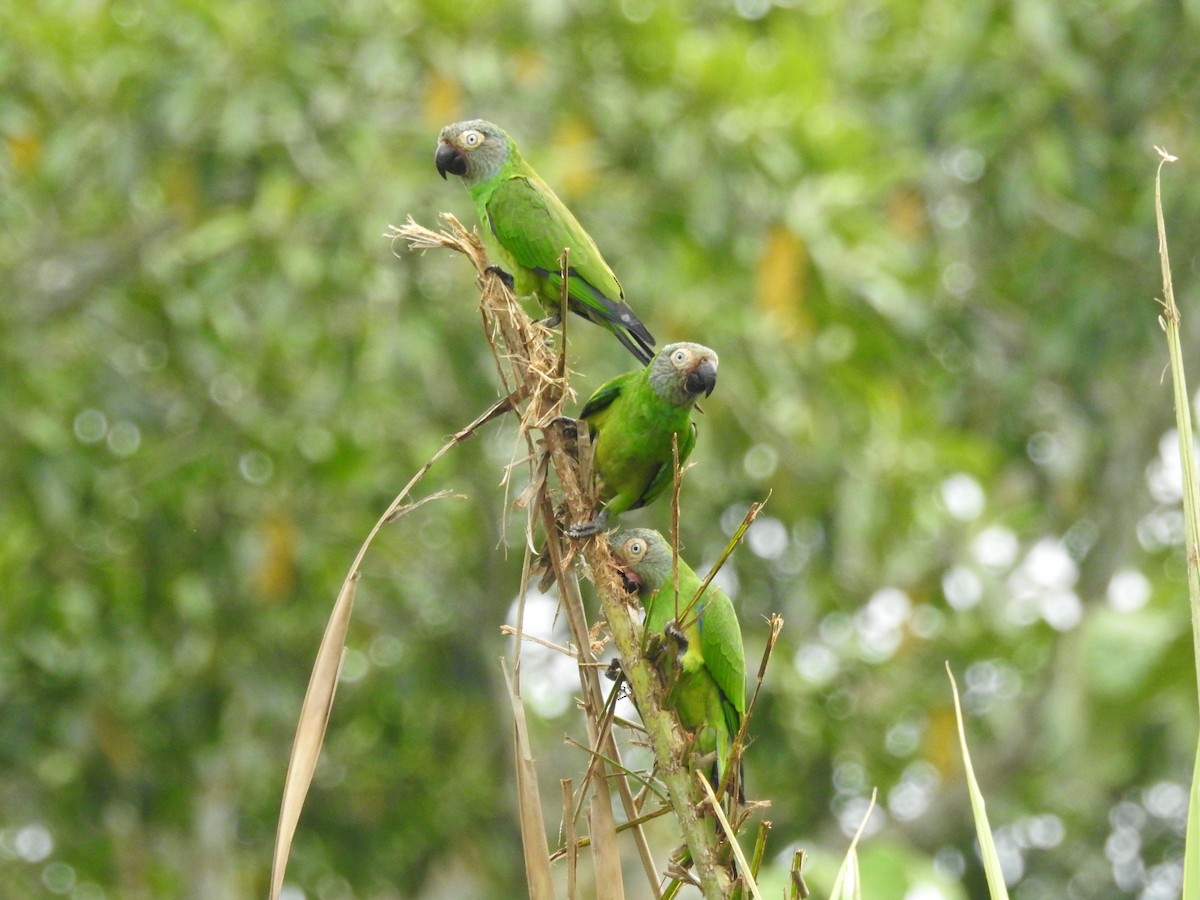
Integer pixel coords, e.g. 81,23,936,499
269,405,505,900
271,212,775,899
1151,147,1200,900
394,214,656,898
506,663,556,898
390,214,774,899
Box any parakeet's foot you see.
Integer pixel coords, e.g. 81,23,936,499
604,657,623,682
549,415,579,443
643,631,667,663
564,509,607,539
483,264,515,290
536,313,563,329
564,519,601,538
656,623,686,693
665,619,690,655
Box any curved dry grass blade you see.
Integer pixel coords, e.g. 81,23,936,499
269,575,357,900
503,660,556,900
946,664,1010,899
269,396,513,898
383,488,463,523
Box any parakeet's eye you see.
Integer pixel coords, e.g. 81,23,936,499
461,129,483,148
626,539,645,558
670,349,689,367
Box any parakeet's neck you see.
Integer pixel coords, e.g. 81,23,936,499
464,147,521,195
647,366,692,408
642,584,671,634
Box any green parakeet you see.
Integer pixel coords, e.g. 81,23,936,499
435,119,656,363
608,528,746,799
567,342,718,537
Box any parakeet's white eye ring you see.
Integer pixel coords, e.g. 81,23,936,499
671,349,688,366
627,540,644,557
462,130,483,148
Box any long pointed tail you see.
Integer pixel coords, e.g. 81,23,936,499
612,323,655,365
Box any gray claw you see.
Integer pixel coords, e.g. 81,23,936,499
484,264,514,290
564,508,607,539
665,620,689,654
551,416,579,442
565,520,602,538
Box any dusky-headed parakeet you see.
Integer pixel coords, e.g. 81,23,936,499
435,119,655,363
608,528,746,799
567,342,717,536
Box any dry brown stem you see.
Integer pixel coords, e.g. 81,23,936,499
273,213,775,899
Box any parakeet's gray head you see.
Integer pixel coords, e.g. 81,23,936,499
648,342,719,407
435,119,512,186
608,529,674,594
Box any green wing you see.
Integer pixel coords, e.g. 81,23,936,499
628,421,697,511
486,175,655,362
579,372,629,423
698,587,746,718
485,174,622,301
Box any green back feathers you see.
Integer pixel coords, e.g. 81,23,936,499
484,173,624,304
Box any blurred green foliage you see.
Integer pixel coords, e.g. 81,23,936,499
3,0,1200,897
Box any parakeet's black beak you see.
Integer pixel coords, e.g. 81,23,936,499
435,142,467,179
684,359,718,398
615,563,642,595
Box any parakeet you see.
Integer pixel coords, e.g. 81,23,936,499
567,342,718,537
608,528,746,800
435,119,656,363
